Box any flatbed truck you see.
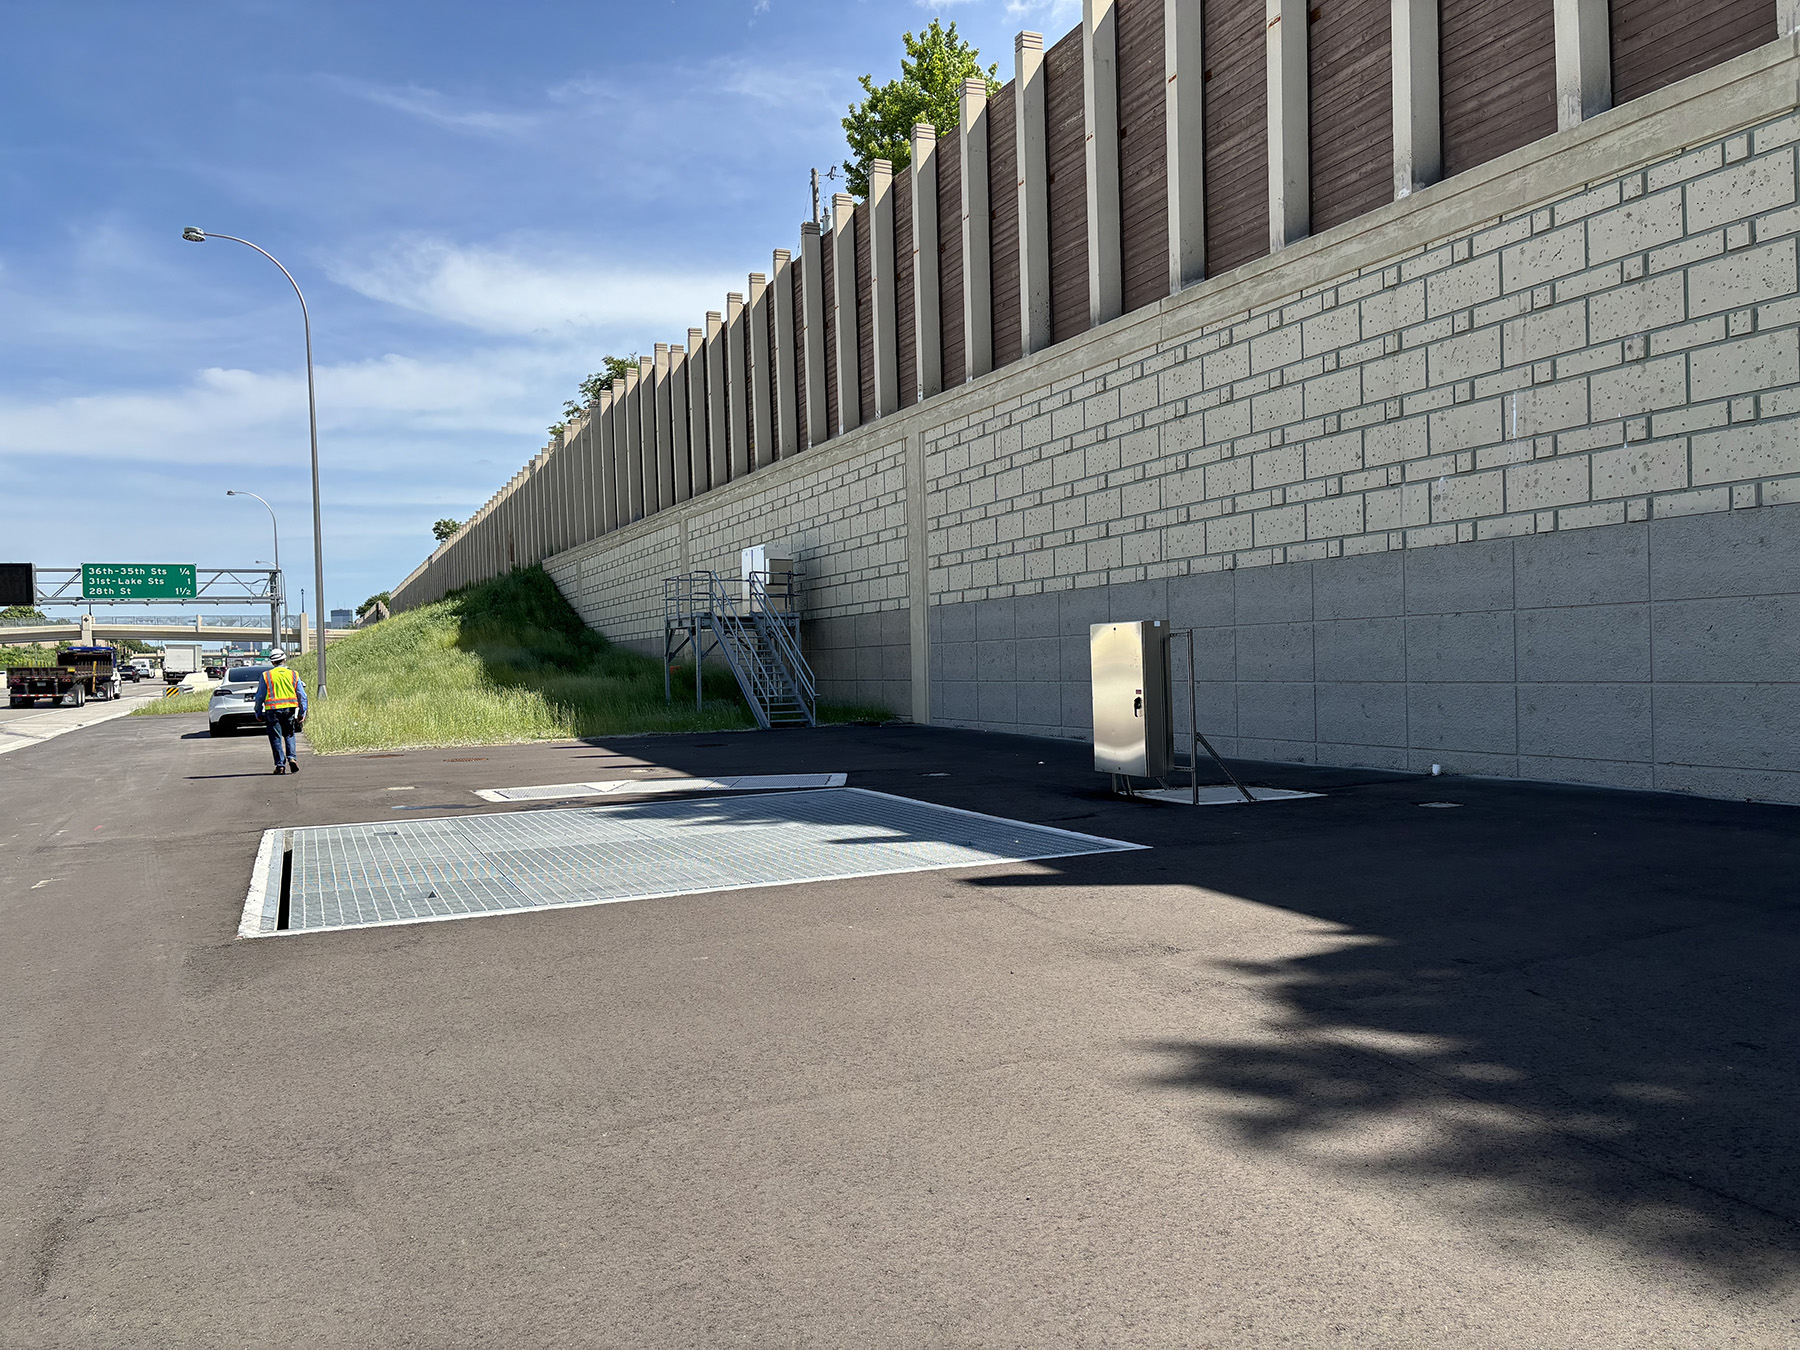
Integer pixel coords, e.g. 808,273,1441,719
7,646,123,708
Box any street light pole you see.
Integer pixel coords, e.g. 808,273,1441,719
184,228,327,699
227,489,282,652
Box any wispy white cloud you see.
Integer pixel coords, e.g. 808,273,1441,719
330,77,542,138
0,346,578,469
1003,0,1081,25
330,238,739,339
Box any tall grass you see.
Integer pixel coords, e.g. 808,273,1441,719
298,568,753,752
130,690,211,715
298,566,891,753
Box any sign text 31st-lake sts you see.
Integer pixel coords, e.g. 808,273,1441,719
81,564,198,600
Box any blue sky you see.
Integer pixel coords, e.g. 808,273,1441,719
0,0,1080,621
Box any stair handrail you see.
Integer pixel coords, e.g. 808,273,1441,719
746,572,815,706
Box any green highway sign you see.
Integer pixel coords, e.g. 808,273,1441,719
81,563,198,600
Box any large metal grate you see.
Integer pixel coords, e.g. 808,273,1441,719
474,772,846,803
240,788,1143,937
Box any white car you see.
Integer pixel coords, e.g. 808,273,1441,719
207,666,271,737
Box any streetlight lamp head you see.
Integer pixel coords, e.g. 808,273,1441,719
182,227,206,242
226,489,237,496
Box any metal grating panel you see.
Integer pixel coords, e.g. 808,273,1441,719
474,772,846,803
242,789,1144,937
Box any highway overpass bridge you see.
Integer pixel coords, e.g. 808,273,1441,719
1,616,313,649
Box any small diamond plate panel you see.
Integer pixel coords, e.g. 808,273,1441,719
269,788,1142,935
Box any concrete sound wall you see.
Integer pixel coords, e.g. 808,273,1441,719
528,46,1800,804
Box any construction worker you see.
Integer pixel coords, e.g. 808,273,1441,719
254,649,308,775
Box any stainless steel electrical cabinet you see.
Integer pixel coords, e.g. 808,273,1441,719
1091,620,1174,778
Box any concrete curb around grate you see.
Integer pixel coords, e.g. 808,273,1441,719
237,826,284,938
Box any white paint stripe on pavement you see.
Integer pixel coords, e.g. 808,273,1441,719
0,695,151,756
473,772,849,803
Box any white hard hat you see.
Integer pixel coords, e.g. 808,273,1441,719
268,648,288,662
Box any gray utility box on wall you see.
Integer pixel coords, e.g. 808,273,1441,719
1091,621,1174,778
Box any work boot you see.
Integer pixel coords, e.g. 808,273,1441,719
272,764,286,775
288,760,300,775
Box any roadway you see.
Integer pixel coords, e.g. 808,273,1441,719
0,679,168,756
1,713,1796,1346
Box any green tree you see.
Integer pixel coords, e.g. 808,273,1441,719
2,604,47,622
432,519,462,543
562,354,640,420
842,21,996,197
357,591,392,618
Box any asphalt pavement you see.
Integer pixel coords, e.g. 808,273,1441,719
0,680,167,756
2,711,1796,1347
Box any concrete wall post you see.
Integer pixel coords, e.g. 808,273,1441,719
800,222,829,445
540,442,559,557
1555,0,1612,129
553,435,572,553
870,160,899,416
906,427,930,725
726,292,751,478
572,419,594,545
669,344,692,503
1267,0,1310,250
1391,0,1441,197
653,344,674,511
705,310,728,486
1084,0,1123,326
687,327,708,493
960,77,993,381
911,125,943,401
772,249,798,458
639,353,661,514
832,194,861,434
595,389,617,534
614,371,635,524
621,363,643,521
748,272,773,466
1165,0,1206,292
1015,32,1052,355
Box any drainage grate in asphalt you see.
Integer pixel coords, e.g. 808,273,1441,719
238,788,1144,937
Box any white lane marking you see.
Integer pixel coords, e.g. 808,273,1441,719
473,772,849,803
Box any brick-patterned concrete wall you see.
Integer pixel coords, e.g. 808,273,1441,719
545,435,914,711
530,47,1796,802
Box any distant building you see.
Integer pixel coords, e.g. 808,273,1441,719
329,608,353,629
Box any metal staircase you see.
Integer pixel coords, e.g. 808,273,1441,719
663,569,815,729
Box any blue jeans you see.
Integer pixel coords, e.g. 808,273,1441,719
265,709,299,766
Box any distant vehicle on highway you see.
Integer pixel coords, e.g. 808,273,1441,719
208,665,271,736
8,645,123,708
119,664,141,682
162,644,200,686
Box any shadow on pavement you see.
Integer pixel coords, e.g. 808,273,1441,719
973,777,1800,1290
493,722,1800,1286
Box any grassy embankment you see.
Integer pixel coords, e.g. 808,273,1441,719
133,690,211,714
129,567,892,752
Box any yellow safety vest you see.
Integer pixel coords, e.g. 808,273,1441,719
262,667,300,710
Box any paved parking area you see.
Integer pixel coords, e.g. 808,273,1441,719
1,712,1796,1346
